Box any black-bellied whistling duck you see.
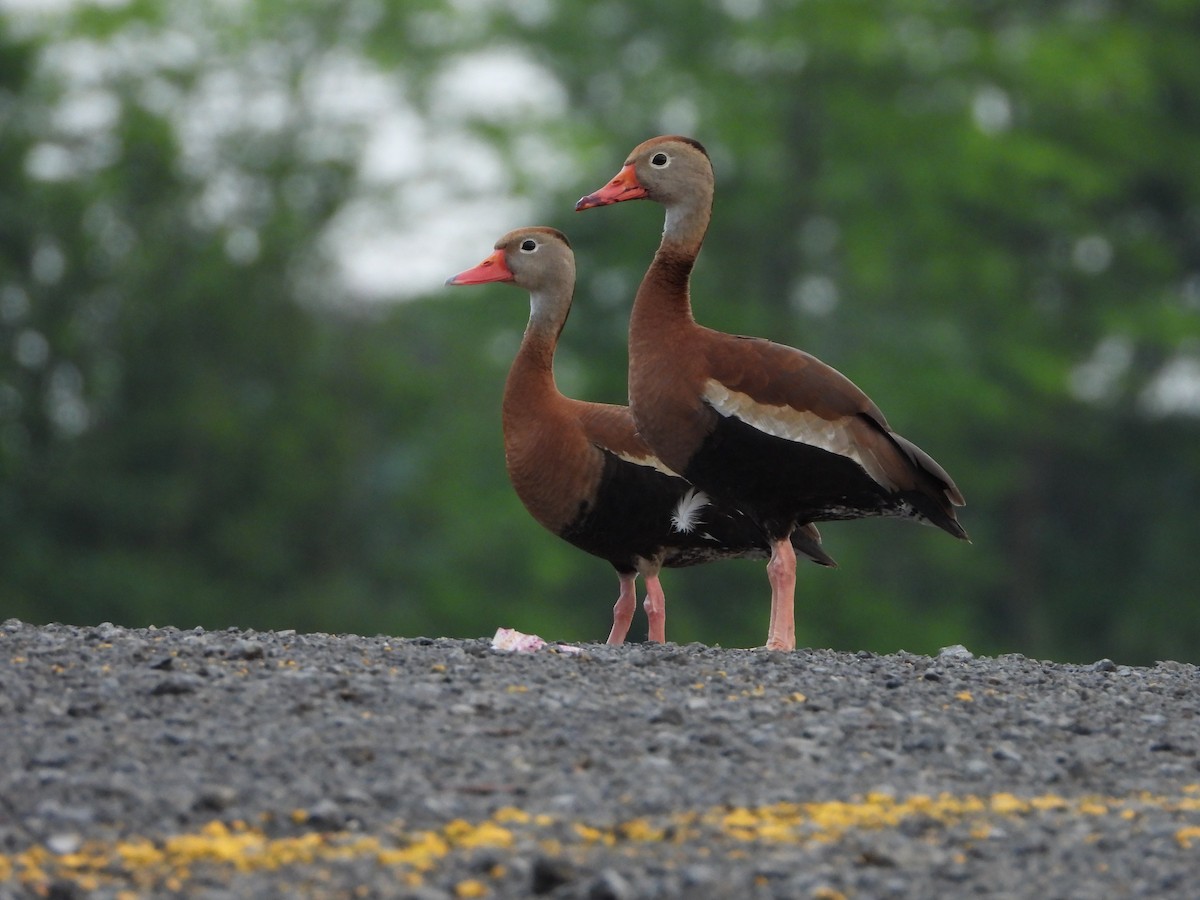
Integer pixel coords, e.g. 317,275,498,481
576,137,968,652
446,226,836,645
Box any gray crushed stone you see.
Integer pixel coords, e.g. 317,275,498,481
2,619,1199,898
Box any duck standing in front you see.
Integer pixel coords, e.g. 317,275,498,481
447,226,836,646
577,136,967,651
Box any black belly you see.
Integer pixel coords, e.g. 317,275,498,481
559,450,771,574
683,411,899,538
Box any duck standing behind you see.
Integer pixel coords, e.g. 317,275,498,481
577,137,966,651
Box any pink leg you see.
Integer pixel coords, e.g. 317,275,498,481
765,536,797,651
642,573,667,643
606,572,638,645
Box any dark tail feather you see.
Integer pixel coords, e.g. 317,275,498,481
792,522,838,567
889,433,969,541
901,490,970,541
891,433,965,505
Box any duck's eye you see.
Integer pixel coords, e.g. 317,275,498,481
650,152,669,168
520,239,537,253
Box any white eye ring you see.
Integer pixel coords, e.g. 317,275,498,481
650,152,670,168
519,239,537,253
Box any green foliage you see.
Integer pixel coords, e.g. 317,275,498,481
2,1,1199,664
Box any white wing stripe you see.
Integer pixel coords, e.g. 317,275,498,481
612,449,680,477
702,379,897,490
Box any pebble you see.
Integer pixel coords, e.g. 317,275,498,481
227,639,265,660
304,798,346,829
45,833,82,855
648,706,684,726
531,856,575,893
149,674,204,696
586,869,634,900
938,644,975,661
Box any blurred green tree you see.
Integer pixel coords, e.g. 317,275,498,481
1,2,1198,663
486,0,1200,662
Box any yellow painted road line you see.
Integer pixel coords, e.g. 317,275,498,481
4,788,1200,893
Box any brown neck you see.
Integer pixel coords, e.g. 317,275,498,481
629,190,712,339
503,312,562,424
632,248,697,327
504,268,574,406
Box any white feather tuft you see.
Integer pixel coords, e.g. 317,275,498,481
671,488,710,533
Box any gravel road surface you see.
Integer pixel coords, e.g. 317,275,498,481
2,619,1199,898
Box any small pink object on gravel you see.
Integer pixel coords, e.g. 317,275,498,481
490,628,582,654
